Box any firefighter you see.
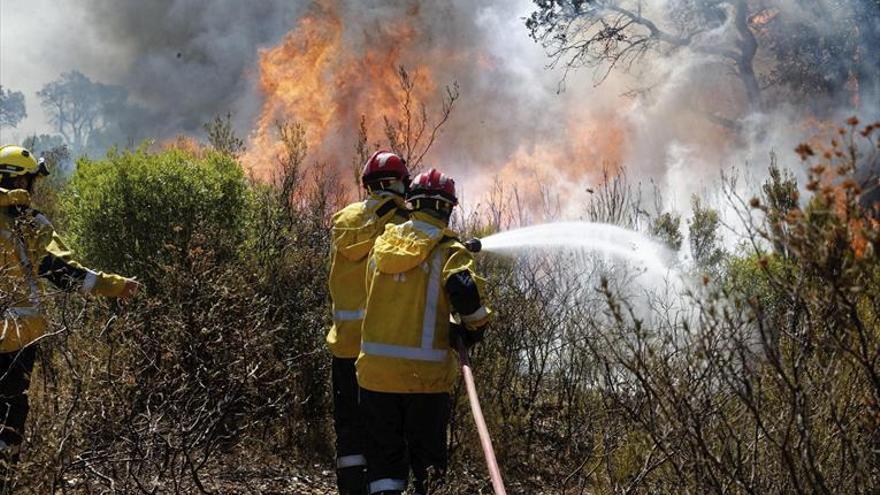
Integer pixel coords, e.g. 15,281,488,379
0,145,139,468
357,169,492,495
327,150,410,495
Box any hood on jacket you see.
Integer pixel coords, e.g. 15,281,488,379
373,214,453,274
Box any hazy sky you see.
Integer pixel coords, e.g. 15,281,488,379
0,0,304,143
1,0,128,140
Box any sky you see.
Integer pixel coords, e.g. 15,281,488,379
1,0,125,139
1,0,305,142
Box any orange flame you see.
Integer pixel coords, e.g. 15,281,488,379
242,0,623,215
476,113,626,214
749,9,779,28
155,135,208,158
242,1,432,180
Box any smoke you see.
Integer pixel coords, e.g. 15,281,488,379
0,0,304,141
85,0,312,136
240,0,878,220
2,0,877,221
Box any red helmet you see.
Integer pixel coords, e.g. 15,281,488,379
407,168,458,206
361,150,408,187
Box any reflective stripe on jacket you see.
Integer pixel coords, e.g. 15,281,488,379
356,212,492,394
326,192,408,358
0,207,129,352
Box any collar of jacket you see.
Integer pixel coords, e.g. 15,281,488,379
368,190,405,208
372,212,458,274
409,211,449,231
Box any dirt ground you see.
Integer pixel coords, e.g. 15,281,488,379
200,462,338,494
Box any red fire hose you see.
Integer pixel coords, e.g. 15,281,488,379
456,341,507,495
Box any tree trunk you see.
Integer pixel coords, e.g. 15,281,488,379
856,0,880,112
733,0,762,112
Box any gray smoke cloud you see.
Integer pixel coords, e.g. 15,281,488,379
81,0,306,136
322,0,878,219
1,0,877,222
0,0,304,143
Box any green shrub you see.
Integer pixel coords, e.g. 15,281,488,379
60,147,248,289
14,142,337,492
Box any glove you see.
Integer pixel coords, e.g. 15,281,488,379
0,188,30,208
451,322,484,349
119,279,142,299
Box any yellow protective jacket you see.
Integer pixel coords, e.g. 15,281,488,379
357,212,492,394
326,192,409,358
0,206,129,353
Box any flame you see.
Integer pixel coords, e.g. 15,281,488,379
469,113,626,220
242,0,624,215
749,9,779,28
242,0,432,181
156,135,208,158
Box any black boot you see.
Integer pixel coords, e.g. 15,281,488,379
337,466,367,495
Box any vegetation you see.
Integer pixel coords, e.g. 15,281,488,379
5,113,879,493
526,1,879,116
0,86,27,129
61,148,249,289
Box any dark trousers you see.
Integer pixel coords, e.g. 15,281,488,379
0,346,36,447
332,357,367,494
360,387,450,495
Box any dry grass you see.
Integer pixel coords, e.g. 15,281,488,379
5,118,878,494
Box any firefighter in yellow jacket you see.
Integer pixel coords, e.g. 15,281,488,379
357,169,491,495
327,151,410,495
0,145,138,464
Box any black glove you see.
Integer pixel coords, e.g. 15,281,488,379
5,205,27,218
451,322,484,349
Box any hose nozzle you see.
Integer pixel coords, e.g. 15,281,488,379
464,238,482,253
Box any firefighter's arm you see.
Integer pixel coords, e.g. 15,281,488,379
443,245,492,331
38,229,137,298
335,227,376,262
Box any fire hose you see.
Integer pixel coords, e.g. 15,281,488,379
456,340,507,495
456,237,506,494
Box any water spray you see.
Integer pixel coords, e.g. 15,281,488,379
478,221,673,277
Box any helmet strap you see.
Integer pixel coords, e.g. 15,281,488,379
366,178,406,197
